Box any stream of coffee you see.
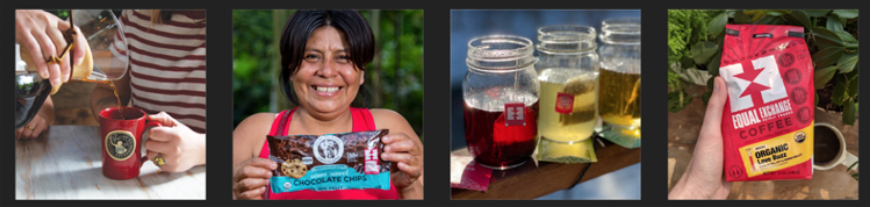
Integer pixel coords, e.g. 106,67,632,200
77,78,123,119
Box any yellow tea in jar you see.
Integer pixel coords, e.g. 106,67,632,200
598,68,640,130
538,68,598,142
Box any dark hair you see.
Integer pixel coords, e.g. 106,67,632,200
279,10,374,108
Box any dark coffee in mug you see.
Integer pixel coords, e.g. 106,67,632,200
813,125,842,165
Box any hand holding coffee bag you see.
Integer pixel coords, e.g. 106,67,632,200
719,25,814,181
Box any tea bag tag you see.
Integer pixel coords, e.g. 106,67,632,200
504,103,526,126
555,92,575,114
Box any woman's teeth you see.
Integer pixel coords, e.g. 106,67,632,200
315,86,339,93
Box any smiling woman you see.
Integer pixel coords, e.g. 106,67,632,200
232,10,424,200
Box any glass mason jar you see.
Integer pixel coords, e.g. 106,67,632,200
598,19,641,136
535,25,600,143
463,35,540,170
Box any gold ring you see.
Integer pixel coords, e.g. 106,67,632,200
26,125,35,130
46,55,63,64
153,153,166,167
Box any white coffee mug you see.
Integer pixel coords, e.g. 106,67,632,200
812,122,858,170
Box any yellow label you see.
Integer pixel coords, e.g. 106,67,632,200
739,123,813,177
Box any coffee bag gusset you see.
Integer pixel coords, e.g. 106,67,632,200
266,129,391,193
719,25,814,182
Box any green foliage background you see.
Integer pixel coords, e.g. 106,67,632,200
232,10,425,138
667,10,859,125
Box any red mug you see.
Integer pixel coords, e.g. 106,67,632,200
99,106,162,180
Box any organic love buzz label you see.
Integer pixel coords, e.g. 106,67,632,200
719,24,814,181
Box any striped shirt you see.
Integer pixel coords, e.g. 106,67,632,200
114,10,206,133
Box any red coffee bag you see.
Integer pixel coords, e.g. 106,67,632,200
719,24,814,181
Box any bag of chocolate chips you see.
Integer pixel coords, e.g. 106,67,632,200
266,129,391,193
718,25,814,181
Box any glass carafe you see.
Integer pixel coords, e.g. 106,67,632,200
70,9,129,83
463,35,539,170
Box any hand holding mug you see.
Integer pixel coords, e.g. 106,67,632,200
144,112,206,173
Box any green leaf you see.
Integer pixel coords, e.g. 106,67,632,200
690,41,719,65
847,66,858,81
835,30,859,49
814,65,838,89
842,99,856,125
680,56,695,69
848,75,858,99
707,52,722,76
812,27,846,49
746,10,767,22
708,12,728,37
812,47,844,67
788,11,813,28
833,79,847,106
668,90,696,113
805,10,831,18
838,53,858,73
814,92,820,107
757,15,783,25
734,10,750,24
764,10,790,16
832,10,859,19
706,77,715,90
826,15,844,32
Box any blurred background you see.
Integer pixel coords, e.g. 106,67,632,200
450,10,641,200
232,10,424,139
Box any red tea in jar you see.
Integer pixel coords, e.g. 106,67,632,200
464,89,538,169
463,35,539,170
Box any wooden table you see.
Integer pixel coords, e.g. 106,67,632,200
15,126,206,200
451,142,641,199
667,84,859,200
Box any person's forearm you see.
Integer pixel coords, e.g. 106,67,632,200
399,179,423,200
669,170,692,199
669,165,709,199
38,96,55,125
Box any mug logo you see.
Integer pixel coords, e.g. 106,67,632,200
106,130,136,161
313,135,343,164
720,55,788,112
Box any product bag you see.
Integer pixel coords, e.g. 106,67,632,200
719,24,814,181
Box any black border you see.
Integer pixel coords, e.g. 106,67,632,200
2,0,865,207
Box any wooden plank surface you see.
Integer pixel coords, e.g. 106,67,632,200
15,126,206,200
451,142,641,200
667,84,859,200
